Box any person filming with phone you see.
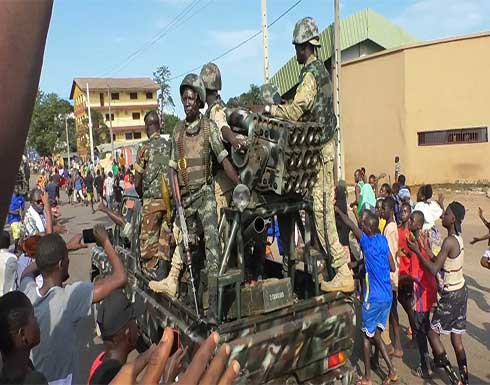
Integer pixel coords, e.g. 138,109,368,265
19,224,127,385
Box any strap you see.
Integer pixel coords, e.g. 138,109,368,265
202,119,210,183
177,126,191,194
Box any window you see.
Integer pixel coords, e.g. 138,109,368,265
105,113,114,121
130,92,138,100
125,132,133,140
418,127,488,146
111,92,119,100
133,132,142,139
146,92,153,99
132,112,141,120
113,134,116,141
99,93,104,106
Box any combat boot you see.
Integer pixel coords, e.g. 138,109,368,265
148,261,182,297
320,263,355,293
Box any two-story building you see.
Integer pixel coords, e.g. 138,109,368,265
69,77,159,158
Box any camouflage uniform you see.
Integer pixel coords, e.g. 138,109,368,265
271,17,354,292
134,132,172,269
200,63,234,218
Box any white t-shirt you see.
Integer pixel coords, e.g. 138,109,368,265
21,277,94,385
414,201,443,230
104,177,114,197
0,249,18,295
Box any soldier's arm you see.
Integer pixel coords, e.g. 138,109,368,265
270,73,317,122
213,107,246,150
209,121,240,185
134,145,149,197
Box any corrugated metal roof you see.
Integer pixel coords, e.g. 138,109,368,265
270,8,418,95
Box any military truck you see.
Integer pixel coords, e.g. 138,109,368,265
91,111,355,385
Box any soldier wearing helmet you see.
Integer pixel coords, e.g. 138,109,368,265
149,74,240,323
260,17,354,293
200,63,247,219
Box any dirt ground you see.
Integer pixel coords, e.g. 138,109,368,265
351,187,490,385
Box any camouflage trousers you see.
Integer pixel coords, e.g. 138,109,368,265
215,169,234,219
312,140,347,269
177,185,220,278
140,198,173,269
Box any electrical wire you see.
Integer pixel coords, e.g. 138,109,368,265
168,0,304,81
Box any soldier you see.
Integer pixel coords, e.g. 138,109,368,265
200,62,247,218
150,74,239,322
259,17,354,293
134,111,173,279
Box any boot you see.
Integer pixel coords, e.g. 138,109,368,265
149,260,182,297
320,263,355,293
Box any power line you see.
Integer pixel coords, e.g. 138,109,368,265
169,0,304,81
98,0,206,77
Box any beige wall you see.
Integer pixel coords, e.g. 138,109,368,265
340,34,490,185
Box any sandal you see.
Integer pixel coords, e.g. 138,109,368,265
411,366,430,379
382,369,398,385
355,376,373,385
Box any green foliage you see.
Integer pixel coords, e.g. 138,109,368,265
162,113,179,136
226,84,262,107
153,65,175,116
27,91,74,156
80,110,110,146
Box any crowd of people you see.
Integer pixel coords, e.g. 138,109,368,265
333,165,477,385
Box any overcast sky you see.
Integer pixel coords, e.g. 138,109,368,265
39,0,490,116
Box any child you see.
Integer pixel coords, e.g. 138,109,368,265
335,207,397,385
0,291,47,384
408,202,468,385
407,211,437,378
381,198,402,358
397,202,416,341
375,199,386,233
470,207,490,269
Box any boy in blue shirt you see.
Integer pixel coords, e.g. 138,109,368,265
335,207,397,385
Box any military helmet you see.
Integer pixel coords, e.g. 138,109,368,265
292,17,321,47
200,62,222,91
180,73,206,108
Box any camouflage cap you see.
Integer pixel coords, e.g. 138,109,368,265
180,73,206,108
200,62,222,91
260,83,282,105
292,17,321,46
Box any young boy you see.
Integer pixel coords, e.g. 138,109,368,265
407,210,437,378
381,198,402,358
397,203,416,341
0,291,47,385
470,207,490,269
335,207,397,385
408,202,468,385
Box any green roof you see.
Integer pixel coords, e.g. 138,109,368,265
270,8,418,95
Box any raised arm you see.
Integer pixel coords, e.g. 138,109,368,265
408,236,455,276
470,232,490,245
97,202,125,227
478,207,490,230
92,225,127,303
334,205,362,240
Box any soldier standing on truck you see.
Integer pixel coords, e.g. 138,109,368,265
259,17,354,293
151,74,239,322
200,63,247,218
134,111,173,279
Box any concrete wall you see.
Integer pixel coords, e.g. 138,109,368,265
340,34,490,185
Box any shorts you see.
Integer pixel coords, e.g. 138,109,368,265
431,285,467,335
361,301,391,337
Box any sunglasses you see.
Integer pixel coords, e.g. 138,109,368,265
34,199,43,205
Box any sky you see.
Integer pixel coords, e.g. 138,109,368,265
40,0,490,117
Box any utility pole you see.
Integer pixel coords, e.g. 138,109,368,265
86,82,95,163
261,0,270,83
333,0,344,180
107,86,115,159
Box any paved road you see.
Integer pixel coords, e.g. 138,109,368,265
54,186,489,384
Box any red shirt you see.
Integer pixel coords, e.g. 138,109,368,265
88,352,105,384
409,239,437,313
398,227,411,277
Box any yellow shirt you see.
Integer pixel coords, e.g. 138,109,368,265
270,54,318,122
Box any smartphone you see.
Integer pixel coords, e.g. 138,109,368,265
82,228,96,244
171,328,180,355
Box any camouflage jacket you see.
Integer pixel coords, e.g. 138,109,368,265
272,54,336,142
135,133,171,200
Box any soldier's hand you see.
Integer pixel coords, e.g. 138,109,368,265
93,224,109,244
231,134,248,152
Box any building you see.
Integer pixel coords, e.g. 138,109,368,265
69,77,159,158
271,9,490,184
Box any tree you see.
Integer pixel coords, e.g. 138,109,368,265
162,113,179,136
80,110,110,147
153,65,175,117
226,84,262,108
27,91,74,156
